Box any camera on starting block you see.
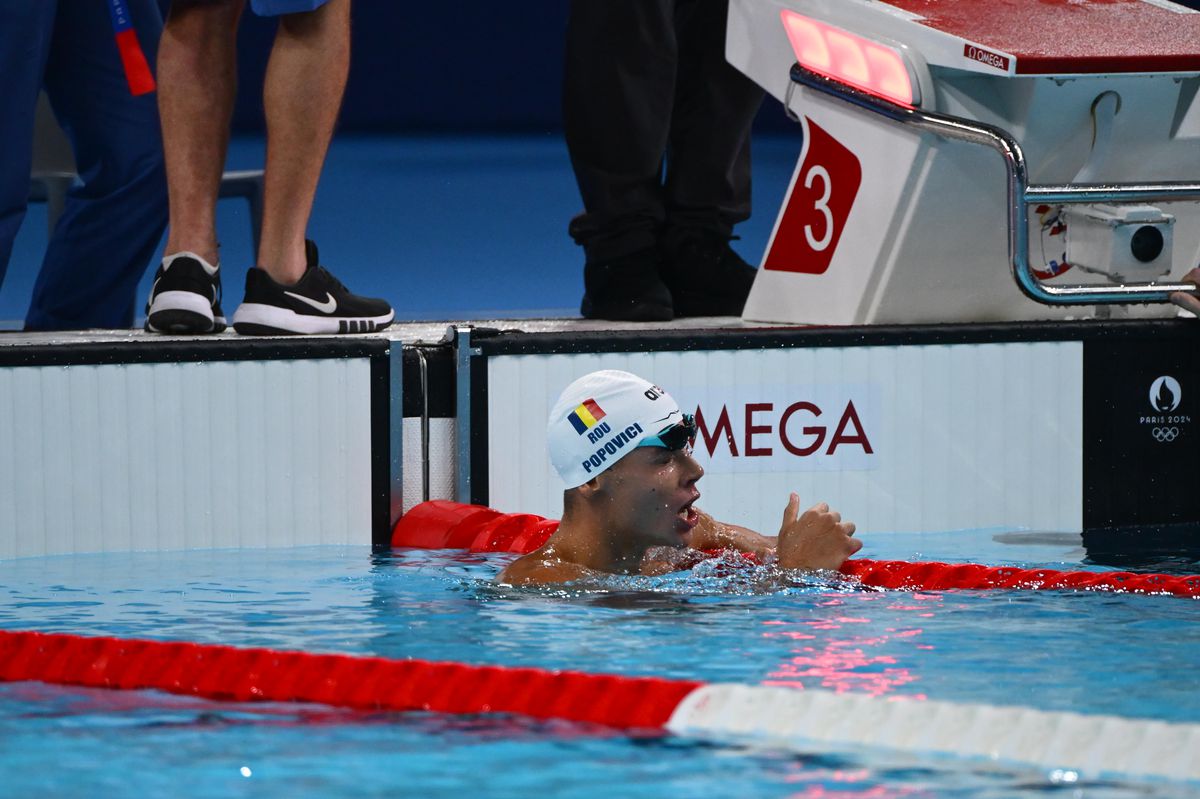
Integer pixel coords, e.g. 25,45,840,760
1063,204,1175,282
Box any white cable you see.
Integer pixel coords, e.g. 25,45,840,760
667,684,1200,782
1074,91,1120,184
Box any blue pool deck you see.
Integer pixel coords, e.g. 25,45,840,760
4,134,802,327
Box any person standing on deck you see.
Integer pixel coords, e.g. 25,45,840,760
564,0,765,322
499,370,861,586
0,0,167,330
145,0,394,336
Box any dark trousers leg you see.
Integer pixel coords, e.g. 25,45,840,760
666,0,764,235
563,0,676,263
28,0,167,330
0,2,56,287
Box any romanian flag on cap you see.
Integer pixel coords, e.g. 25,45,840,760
567,399,606,434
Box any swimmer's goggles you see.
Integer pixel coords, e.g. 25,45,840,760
636,414,696,451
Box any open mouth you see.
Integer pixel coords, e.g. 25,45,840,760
677,496,700,529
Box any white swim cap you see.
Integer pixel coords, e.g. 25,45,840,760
547,370,684,488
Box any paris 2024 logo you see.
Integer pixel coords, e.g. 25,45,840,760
1142,376,1188,443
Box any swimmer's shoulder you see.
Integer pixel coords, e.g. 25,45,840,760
496,550,595,586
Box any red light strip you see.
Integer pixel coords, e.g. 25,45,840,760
780,10,916,107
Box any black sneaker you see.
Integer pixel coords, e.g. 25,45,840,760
231,240,394,335
660,227,758,317
145,252,227,334
580,248,674,322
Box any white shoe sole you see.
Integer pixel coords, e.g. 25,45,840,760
231,303,394,335
147,291,222,333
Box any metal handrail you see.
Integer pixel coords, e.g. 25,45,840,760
788,63,1200,305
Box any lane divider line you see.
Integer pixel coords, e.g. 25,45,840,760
0,630,696,729
670,685,1200,782
2,629,1198,783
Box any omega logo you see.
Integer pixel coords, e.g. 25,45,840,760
962,44,1010,71
694,401,873,458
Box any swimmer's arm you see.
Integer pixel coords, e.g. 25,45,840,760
496,554,599,586
691,496,861,570
686,510,777,559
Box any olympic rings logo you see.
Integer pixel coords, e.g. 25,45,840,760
1152,427,1180,442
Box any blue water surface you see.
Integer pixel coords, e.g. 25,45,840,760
1,530,1197,798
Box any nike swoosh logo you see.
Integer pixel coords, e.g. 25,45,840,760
285,291,337,314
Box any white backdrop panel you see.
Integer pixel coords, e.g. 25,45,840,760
0,358,374,558
486,342,1082,535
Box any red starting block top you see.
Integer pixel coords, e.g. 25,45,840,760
885,0,1200,75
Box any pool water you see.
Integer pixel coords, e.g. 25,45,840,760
1,530,1197,798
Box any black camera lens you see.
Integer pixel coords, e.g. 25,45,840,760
1130,225,1164,263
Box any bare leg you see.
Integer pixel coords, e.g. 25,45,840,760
257,0,350,285
157,0,244,266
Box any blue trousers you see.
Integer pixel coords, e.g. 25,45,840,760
250,0,329,14
0,0,167,330
179,0,330,16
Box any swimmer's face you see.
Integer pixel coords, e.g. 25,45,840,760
598,445,704,548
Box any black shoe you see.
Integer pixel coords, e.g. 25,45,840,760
661,227,758,317
580,248,674,322
231,240,394,335
145,252,227,334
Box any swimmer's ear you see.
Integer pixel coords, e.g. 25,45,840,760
575,474,605,498
563,479,602,508
578,472,604,491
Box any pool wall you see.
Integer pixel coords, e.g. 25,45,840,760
0,336,393,558
466,320,1200,538
0,317,1196,558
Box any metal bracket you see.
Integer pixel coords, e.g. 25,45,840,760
784,77,802,123
451,325,474,504
388,341,404,529
789,63,1200,306
415,346,432,503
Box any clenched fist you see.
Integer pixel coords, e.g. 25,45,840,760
775,493,861,571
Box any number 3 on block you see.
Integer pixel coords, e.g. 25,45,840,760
764,119,862,275
803,164,834,252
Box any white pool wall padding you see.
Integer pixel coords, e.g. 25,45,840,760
487,341,1084,535
0,358,375,558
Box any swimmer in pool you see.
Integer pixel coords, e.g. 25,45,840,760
498,370,861,586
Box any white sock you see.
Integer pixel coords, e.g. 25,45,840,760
162,251,219,276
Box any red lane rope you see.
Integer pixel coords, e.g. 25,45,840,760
8,629,1198,782
393,501,559,554
839,559,1200,597
393,501,1200,598
0,630,699,728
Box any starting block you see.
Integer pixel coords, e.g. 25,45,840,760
729,0,1200,324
